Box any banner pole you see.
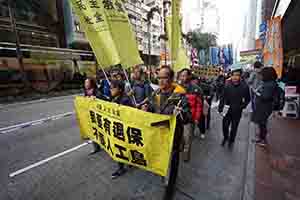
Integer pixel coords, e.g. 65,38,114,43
96,61,110,86
122,68,138,107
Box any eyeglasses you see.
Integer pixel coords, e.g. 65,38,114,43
157,76,169,80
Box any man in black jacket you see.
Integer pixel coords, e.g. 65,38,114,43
218,69,250,148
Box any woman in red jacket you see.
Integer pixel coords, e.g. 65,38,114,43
178,69,203,162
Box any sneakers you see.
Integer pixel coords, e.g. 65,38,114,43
111,167,127,179
200,134,206,140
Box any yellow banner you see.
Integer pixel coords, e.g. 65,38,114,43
70,0,142,68
74,96,176,176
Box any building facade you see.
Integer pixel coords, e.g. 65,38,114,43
0,0,60,47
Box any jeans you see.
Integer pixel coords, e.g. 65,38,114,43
183,123,195,161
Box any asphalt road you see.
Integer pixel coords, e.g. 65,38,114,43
0,96,254,200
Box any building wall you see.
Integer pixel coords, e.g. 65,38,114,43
0,0,59,47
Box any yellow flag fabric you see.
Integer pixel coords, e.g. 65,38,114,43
176,46,190,70
70,0,142,68
103,0,143,68
167,17,190,72
74,96,176,176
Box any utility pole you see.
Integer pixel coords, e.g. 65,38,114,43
147,21,152,71
8,0,28,87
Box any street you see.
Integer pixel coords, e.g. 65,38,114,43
0,95,254,200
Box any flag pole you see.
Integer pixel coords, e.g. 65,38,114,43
122,68,137,107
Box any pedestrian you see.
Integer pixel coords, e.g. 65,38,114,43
177,68,203,161
198,77,213,135
215,74,226,101
83,78,101,154
129,66,153,108
143,66,191,196
218,69,250,149
144,66,191,154
251,67,278,147
96,70,111,101
247,61,263,112
110,68,133,104
110,80,133,179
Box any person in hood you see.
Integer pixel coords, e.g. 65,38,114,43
218,69,250,149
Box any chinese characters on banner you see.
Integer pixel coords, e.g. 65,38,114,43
74,96,176,176
70,0,142,68
263,16,283,78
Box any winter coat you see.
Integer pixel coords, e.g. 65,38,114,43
218,80,250,115
251,80,277,124
148,83,191,151
111,94,133,107
247,70,263,91
148,83,191,124
131,80,153,104
182,83,203,123
97,80,111,100
186,94,202,122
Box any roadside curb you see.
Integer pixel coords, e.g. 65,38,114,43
242,114,256,200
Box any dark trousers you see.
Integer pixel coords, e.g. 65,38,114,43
206,98,212,129
199,116,206,134
258,123,268,141
222,111,242,143
118,162,124,169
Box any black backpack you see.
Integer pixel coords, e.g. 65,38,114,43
272,82,285,111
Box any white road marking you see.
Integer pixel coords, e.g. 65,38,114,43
0,112,74,134
1,127,22,134
9,141,91,178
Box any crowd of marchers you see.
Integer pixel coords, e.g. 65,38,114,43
82,62,281,179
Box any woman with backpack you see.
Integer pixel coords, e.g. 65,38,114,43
251,67,278,147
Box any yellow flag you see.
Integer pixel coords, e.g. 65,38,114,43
74,96,177,176
103,0,143,68
70,0,120,67
167,16,190,72
70,0,142,68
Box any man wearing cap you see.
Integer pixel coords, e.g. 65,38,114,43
218,69,250,149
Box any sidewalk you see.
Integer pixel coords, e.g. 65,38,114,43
255,116,300,200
